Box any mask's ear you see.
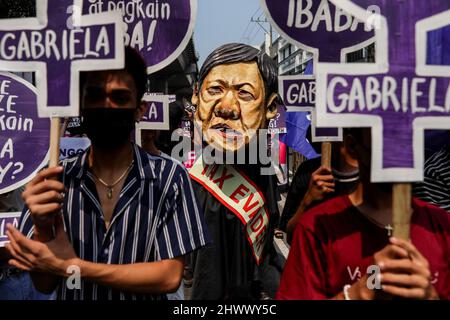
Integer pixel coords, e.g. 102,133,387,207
265,93,279,120
191,83,199,106
136,101,148,122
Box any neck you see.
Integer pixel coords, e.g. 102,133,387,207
349,179,393,224
89,142,134,174
142,141,161,157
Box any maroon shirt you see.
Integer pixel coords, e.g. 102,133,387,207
277,196,450,300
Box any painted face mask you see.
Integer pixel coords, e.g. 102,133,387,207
82,108,136,150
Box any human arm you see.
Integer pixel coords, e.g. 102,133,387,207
6,217,184,294
285,166,334,243
18,166,66,294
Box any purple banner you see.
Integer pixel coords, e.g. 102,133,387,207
0,73,50,194
316,0,450,182
83,0,197,74
0,0,124,117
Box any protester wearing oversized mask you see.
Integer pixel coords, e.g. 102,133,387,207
189,43,283,300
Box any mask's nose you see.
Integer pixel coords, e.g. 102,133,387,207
214,90,240,120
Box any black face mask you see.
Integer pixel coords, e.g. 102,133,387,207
82,108,136,150
333,167,360,195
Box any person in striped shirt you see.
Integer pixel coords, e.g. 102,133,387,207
5,47,210,300
413,145,450,212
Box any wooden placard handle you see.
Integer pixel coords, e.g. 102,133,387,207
34,117,61,243
392,183,412,240
49,117,61,168
321,142,332,168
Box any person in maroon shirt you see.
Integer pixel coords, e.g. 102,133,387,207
277,128,450,300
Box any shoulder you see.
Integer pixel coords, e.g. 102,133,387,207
424,147,450,175
412,198,450,231
140,149,190,187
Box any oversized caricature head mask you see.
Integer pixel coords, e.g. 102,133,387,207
192,43,279,153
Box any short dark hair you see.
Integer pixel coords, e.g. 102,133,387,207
80,46,148,107
124,46,148,103
198,43,278,99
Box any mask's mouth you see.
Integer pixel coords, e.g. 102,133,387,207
210,123,243,138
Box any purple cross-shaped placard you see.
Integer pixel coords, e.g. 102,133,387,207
261,0,375,141
316,0,450,182
0,0,124,118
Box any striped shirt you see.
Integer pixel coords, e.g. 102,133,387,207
413,146,450,212
19,144,210,300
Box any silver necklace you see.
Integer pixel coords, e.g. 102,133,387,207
92,161,134,199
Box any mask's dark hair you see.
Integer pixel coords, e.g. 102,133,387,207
198,43,278,99
80,46,148,107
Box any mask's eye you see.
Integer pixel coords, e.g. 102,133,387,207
207,86,223,96
238,89,255,101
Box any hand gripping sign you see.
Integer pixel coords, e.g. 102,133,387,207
261,0,374,143
0,0,124,118
316,0,450,239
83,0,198,74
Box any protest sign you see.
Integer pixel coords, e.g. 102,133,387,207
0,212,21,247
268,105,287,135
280,74,342,141
316,0,450,183
262,0,375,142
0,72,50,195
0,0,124,117
83,0,198,74
135,94,170,146
315,0,449,239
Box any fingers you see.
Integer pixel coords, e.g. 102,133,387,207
25,167,64,189
23,174,65,218
8,259,32,272
381,284,428,299
390,237,428,265
6,224,42,256
24,180,66,199
29,204,62,218
314,166,332,176
381,273,429,290
27,190,64,206
5,242,34,270
376,244,409,261
316,181,335,189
